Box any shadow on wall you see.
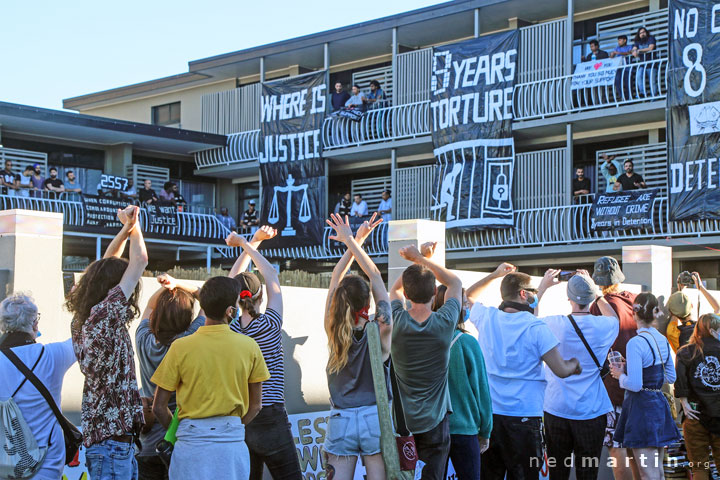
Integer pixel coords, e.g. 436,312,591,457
283,330,332,415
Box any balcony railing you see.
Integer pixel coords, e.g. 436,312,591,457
322,101,430,150
513,58,667,121
195,130,260,169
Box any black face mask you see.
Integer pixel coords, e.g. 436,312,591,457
498,301,535,314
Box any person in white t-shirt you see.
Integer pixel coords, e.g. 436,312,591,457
18,166,34,198
539,271,619,480
349,194,368,218
466,263,582,480
377,190,392,222
0,293,77,480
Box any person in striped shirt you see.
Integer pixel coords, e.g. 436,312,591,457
225,226,302,480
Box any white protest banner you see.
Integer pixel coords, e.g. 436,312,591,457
571,57,623,90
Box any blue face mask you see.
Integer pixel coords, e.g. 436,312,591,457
527,294,538,310
463,308,470,322
230,307,240,324
36,331,42,338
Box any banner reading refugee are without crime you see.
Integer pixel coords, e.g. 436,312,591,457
667,0,720,220
429,30,518,229
259,71,327,247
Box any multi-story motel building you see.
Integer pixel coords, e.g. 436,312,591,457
3,0,715,284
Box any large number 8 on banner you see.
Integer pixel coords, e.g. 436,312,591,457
682,43,706,98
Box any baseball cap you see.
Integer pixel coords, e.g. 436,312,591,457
235,272,262,298
249,200,256,205
567,275,599,305
32,163,40,169
667,292,692,319
592,256,625,287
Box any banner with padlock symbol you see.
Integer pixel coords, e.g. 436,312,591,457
429,31,518,229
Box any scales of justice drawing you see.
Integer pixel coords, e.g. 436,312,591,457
268,174,311,236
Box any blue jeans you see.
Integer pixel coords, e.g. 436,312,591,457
85,439,138,480
449,434,482,480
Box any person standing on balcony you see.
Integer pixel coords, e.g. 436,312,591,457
42,167,65,199
631,27,657,97
631,27,657,62
138,179,158,205
377,190,392,222
65,171,82,194
331,82,351,112
390,242,463,480
158,181,176,204
539,272,619,480
334,192,352,217
581,40,609,62
0,159,20,196
350,194,368,218
30,164,44,198
18,165,34,198
216,207,237,232
345,85,367,111
242,201,259,231
610,35,633,59
573,167,591,202
67,205,148,480
618,160,646,190
600,153,624,193
465,264,582,480
121,179,138,202
588,256,639,480
365,80,386,109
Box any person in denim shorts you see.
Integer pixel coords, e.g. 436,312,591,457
323,214,392,480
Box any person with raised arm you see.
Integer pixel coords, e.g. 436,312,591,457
67,205,148,480
224,226,303,480
465,264,581,480
389,240,462,480
135,273,206,480
151,274,269,480
320,213,390,480
539,270,620,480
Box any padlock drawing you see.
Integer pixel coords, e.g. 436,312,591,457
492,172,509,202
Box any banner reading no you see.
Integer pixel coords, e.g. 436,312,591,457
429,31,518,229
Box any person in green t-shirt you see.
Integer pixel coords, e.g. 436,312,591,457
389,241,462,480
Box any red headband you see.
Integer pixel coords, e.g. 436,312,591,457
354,306,370,325
240,290,253,299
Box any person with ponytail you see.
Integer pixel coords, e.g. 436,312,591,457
224,226,303,480
135,273,205,480
610,292,681,479
674,313,720,480
322,213,390,480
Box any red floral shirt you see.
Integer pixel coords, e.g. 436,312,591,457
71,285,144,446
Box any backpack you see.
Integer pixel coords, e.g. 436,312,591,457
0,348,47,479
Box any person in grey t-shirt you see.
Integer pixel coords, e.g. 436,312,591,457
135,274,205,480
390,241,463,480
323,213,391,480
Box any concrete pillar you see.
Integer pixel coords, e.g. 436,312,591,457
566,0,574,76
387,219,446,289
392,27,398,106
216,178,239,220
104,143,132,177
0,210,65,338
648,128,660,144
622,245,673,302
390,149,397,208
649,0,660,11
474,9,480,37
260,57,265,83
566,123,573,205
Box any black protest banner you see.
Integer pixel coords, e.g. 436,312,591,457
429,31,518,229
82,194,127,229
145,203,178,228
259,71,327,247
590,189,659,231
668,1,720,220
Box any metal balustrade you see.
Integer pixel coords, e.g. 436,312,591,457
322,101,430,149
513,58,667,121
0,194,85,226
195,130,260,168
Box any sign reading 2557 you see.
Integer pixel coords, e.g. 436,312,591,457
99,174,129,191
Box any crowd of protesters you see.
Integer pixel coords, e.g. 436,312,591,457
1,206,719,480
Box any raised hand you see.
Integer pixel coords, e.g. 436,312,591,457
252,225,278,243
398,245,424,263
157,273,177,291
420,241,437,259
538,268,562,291
225,232,248,248
692,272,702,289
576,269,591,278
326,213,353,243
355,213,383,243
492,262,516,278
117,205,140,232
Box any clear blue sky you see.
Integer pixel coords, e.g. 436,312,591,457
1,0,445,111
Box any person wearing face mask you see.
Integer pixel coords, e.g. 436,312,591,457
432,285,492,480
465,264,582,480
151,276,270,480
537,272,619,480
675,313,720,480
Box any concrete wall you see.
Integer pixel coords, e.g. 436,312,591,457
78,79,237,132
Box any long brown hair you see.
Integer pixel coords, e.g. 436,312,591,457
67,257,141,329
150,289,195,345
327,275,369,375
432,285,467,332
234,272,263,320
680,313,720,361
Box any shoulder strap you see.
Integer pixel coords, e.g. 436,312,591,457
641,332,667,374
9,347,44,397
450,331,462,349
568,315,602,370
637,333,657,363
2,347,69,433
389,360,411,437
